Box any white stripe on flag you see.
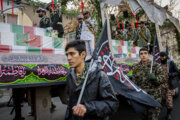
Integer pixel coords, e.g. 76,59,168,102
34,27,45,36
42,36,53,48
54,49,65,54
12,46,27,53
1,32,15,46
0,22,11,33
122,46,128,54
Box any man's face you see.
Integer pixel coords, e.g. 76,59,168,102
139,50,149,62
66,47,86,68
38,12,43,18
78,18,83,23
141,24,145,28
48,6,52,12
160,56,166,61
84,13,89,19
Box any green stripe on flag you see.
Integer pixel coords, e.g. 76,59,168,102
112,46,118,54
27,47,41,53
53,38,63,48
115,40,120,46
11,24,23,34
15,33,29,46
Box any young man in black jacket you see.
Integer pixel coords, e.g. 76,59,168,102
65,40,118,120
160,52,179,120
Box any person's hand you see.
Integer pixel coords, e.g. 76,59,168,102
72,104,87,117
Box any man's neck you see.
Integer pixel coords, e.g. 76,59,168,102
75,62,85,76
142,61,148,66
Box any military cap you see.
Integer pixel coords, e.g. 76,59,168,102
46,2,56,10
140,21,145,24
36,8,46,13
83,10,90,15
77,15,83,19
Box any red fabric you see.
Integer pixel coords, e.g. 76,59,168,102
12,0,14,17
0,45,11,53
136,15,139,28
117,46,123,54
24,26,34,35
81,0,84,16
29,35,41,47
42,48,54,54
122,23,124,31
120,40,124,46
129,8,134,16
0,0,3,14
116,16,120,28
51,0,55,9
131,46,136,54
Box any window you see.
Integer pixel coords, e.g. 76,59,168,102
6,14,18,24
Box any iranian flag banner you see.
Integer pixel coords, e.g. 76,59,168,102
0,22,69,88
0,22,66,55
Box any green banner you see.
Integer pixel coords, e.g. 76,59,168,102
0,64,70,88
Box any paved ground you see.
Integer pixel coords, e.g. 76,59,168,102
0,89,179,120
0,97,66,120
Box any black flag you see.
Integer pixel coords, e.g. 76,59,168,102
93,20,161,108
153,35,161,63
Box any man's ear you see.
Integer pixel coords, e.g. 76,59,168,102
80,51,86,59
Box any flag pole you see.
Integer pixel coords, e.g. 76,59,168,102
77,1,106,104
77,59,94,104
105,8,113,57
150,35,157,73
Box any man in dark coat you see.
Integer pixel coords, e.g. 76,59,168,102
46,2,64,38
36,8,50,28
65,40,118,120
160,52,179,120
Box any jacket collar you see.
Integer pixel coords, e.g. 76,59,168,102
69,60,101,92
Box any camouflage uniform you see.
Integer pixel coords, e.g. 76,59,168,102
39,16,50,28
76,63,88,86
126,28,138,42
132,60,164,120
50,8,64,38
161,64,175,109
115,31,127,41
137,27,151,48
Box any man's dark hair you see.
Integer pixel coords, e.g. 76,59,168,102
139,47,149,54
65,40,86,54
159,52,167,57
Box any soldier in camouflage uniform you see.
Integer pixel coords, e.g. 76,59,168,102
115,24,127,41
160,52,178,120
75,15,83,40
36,8,50,28
137,22,151,49
46,3,64,38
125,22,138,45
132,48,164,120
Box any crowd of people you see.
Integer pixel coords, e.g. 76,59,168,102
113,21,151,49
64,40,179,120
34,3,179,120
36,2,64,37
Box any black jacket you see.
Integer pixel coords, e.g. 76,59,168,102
65,61,119,120
168,60,179,89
